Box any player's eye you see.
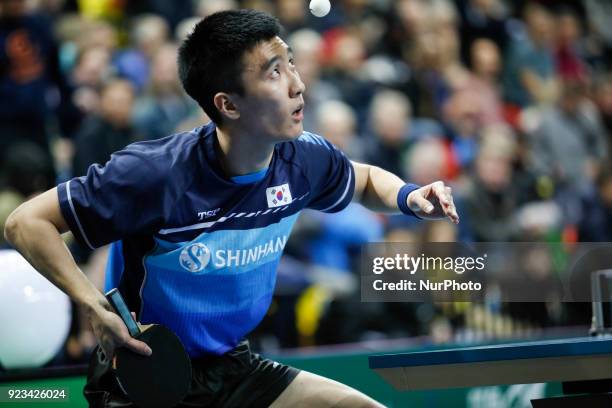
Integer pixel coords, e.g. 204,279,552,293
271,66,281,78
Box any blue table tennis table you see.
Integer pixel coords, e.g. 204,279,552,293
369,336,612,407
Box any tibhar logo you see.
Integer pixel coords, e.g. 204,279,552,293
266,184,293,208
179,243,211,272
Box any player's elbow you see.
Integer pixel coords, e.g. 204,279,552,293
351,161,372,202
3,203,38,247
5,203,45,246
4,207,24,245
5,189,69,245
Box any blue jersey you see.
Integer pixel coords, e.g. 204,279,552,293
57,123,355,357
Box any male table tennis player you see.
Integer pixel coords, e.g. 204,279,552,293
5,9,458,408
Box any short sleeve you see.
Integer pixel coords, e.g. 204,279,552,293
296,132,355,213
57,147,168,249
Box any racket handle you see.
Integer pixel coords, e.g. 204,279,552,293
105,288,142,337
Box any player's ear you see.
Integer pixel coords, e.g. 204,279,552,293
213,92,240,121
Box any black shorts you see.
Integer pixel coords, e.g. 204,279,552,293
84,340,300,408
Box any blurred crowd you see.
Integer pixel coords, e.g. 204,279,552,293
1,0,612,366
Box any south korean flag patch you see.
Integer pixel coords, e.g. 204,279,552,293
266,183,293,208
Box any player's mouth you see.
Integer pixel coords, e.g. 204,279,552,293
292,105,304,121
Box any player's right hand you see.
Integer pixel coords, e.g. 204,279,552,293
88,305,152,359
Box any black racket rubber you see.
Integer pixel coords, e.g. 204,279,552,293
115,325,192,408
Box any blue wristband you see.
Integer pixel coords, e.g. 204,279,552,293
397,183,421,218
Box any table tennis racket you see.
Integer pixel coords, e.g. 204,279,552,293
105,288,192,408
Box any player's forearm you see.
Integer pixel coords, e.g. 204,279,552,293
4,210,107,312
353,162,405,212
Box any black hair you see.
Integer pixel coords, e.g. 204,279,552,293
0,141,55,197
178,9,282,125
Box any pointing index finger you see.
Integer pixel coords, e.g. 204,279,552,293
432,182,450,204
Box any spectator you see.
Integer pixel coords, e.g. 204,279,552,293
364,89,413,177
133,43,196,141
456,0,509,65
593,74,612,155
0,140,55,197
275,0,308,33
555,8,587,82
579,165,612,242
174,17,200,42
404,136,451,188
195,0,238,18
442,89,483,169
124,0,193,31
65,19,117,124
503,3,559,107
465,38,505,125
77,19,117,54
0,0,76,163
323,29,374,123
54,13,87,74
314,100,364,160
114,14,170,91
0,141,55,246
396,0,430,39
70,46,112,114
407,2,470,118
72,79,140,177
584,0,612,71
528,80,608,221
462,139,522,241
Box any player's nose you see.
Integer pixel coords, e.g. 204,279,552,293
289,70,305,98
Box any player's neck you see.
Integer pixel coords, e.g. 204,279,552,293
215,126,274,177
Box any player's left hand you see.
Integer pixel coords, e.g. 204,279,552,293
407,181,459,224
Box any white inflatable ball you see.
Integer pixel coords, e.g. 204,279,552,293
0,250,71,369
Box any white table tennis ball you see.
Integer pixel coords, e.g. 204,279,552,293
309,0,331,17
